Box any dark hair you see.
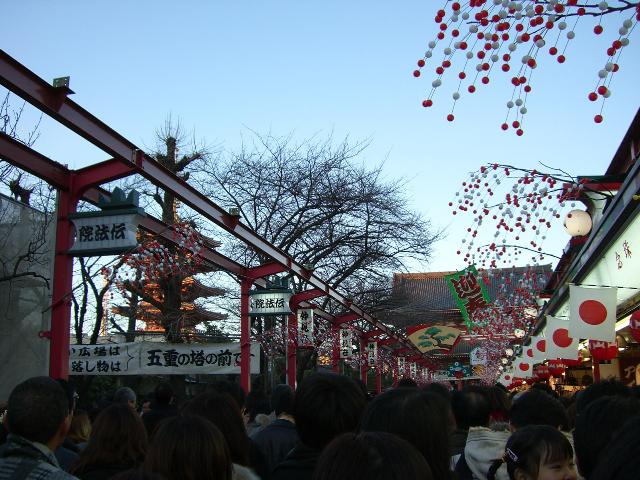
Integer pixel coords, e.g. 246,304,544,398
591,415,640,480
421,382,452,403
182,392,249,466
360,388,451,480
7,376,70,444
486,385,511,423
312,432,433,480
207,380,245,409
573,395,640,479
397,378,418,388
487,425,574,480
270,384,294,416
153,382,173,406
144,415,232,480
245,389,270,421
110,469,166,480
72,403,147,474
575,379,631,414
294,373,366,450
509,389,569,430
452,385,491,430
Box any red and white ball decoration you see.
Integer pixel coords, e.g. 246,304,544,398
414,1,639,131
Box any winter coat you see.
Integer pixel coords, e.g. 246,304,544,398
271,443,320,480
252,419,299,474
456,427,511,480
0,434,79,480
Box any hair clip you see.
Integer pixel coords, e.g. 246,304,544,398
505,448,518,463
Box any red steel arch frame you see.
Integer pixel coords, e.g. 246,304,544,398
0,50,420,391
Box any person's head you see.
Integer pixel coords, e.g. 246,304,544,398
312,431,433,480
67,409,91,444
509,389,569,431
7,376,71,449
293,373,366,451
451,385,491,430
153,382,173,406
144,415,232,480
207,380,245,410
488,425,576,480
181,391,249,466
573,395,640,479
270,384,294,417
397,378,418,388
487,385,511,423
575,379,631,414
114,387,137,409
72,403,147,473
421,382,452,404
590,414,640,480
245,389,270,422
360,388,450,480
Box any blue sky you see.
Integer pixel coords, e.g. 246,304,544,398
3,1,639,272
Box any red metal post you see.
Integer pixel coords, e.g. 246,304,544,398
287,313,297,388
240,278,253,393
332,323,340,374
593,361,601,382
375,366,382,393
49,189,77,379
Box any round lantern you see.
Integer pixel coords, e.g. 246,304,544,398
547,360,566,377
564,209,592,237
630,311,640,343
588,340,618,362
534,364,551,380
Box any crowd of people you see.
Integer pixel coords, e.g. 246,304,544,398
0,374,638,480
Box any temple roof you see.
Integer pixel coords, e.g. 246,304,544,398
384,264,552,330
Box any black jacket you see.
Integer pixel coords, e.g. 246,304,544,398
253,419,299,474
271,443,320,480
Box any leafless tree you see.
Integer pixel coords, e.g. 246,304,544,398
199,132,439,307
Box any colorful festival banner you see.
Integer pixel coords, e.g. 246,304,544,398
407,324,461,353
69,342,260,375
444,265,491,329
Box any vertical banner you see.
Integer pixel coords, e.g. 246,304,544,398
444,265,491,329
397,356,406,375
297,308,314,347
410,362,417,378
366,341,378,367
340,328,353,359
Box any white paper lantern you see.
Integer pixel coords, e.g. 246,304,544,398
564,209,592,237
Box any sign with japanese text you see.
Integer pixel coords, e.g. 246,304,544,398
410,362,417,378
297,308,314,347
69,342,260,375
444,265,491,329
618,356,640,387
397,356,406,375
68,188,145,256
339,329,353,359
68,213,141,256
249,290,293,316
366,341,378,367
